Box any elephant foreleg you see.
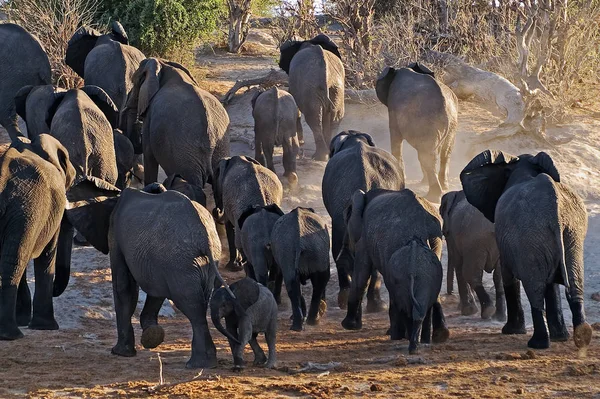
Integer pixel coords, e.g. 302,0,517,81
523,279,550,349
110,249,138,357
143,143,159,186
140,295,166,349
29,231,61,331
366,270,387,313
16,270,31,326
389,299,406,340
0,254,26,340
174,293,217,369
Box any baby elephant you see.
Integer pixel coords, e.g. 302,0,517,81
388,239,443,354
270,207,330,331
251,87,302,185
211,278,277,369
440,191,505,321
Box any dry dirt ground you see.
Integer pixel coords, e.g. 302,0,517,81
2,31,600,398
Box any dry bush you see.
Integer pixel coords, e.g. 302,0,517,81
3,0,99,89
269,1,319,47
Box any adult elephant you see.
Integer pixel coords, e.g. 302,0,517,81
65,21,145,111
213,156,283,271
341,188,449,346
123,58,230,187
0,134,75,340
376,63,458,202
322,131,404,311
460,150,592,350
0,23,52,140
279,34,345,161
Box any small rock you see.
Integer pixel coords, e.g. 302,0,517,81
370,384,383,392
515,388,524,394
522,350,536,360
591,322,600,331
591,292,600,301
496,352,521,360
394,356,408,367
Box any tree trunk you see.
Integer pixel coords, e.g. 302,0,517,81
227,0,252,53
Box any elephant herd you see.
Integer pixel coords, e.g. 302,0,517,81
0,22,593,371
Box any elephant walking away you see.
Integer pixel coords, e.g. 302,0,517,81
251,87,302,185
66,179,237,368
440,190,505,321
376,63,458,202
279,34,344,161
212,156,283,271
461,150,592,350
322,130,404,311
270,207,330,331
0,135,75,340
211,278,278,369
0,23,52,140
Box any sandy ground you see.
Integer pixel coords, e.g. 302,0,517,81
2,30,600,398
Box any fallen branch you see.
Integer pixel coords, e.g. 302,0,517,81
221,68,289,104
288,361,342,374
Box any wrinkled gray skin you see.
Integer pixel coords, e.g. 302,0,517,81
0,23,51,140
341,188,450,347
15,84,122,296
238,204,285,303
0,135,75,340
388,239,443,354
461,150,592,350
251,87,302,185
113,129,135,189
211,278,278,369
66,179,235,368
440,190,505,321
376,64,458,202
212,156,283,271
162,174,207,206
279,34,344,161
322,130,404,311
123,58,230,187
65,21,145,112
270,207,330,331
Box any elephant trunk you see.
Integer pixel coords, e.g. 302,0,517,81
121,107,142,155
53,217,74,297
210,301,241,344
212,207,226,224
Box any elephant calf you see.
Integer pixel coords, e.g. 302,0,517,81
270,207,330,331
388,239,443,354
251,87,302,186
440,191,505,321
211,278,278,369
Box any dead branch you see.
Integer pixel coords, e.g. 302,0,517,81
221,69,289,104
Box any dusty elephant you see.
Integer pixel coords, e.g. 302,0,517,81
211,278,278,369
251,87,302,185
461,150,592,350
0,23,52,140
66,179,237,368
322,130,404,311
376,63,458,202
0,135,75,340
440,190,505,321
279,34,344,161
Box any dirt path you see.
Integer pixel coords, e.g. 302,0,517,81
2,31,600,398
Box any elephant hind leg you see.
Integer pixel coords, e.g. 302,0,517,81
249,332,267,365
0,258,26,340
254,140,266,167
544,284,568,342
438,132,455,191
140,295,166,349
29,231,61,331
110,249,138,357
522,280,550,349
306,268,329,325
500,265,526,335
16,270,31,327
417,149,442,203
366,270,387,313
492,265,506,321
304,107,327,161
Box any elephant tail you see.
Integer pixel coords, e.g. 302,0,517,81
410,273,425,321
556,229,570,291
207,252,236,300
274,91,281,145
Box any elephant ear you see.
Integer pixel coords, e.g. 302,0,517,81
308,34,342,60
31,134,76,190
345,189,367,245
233,278,261,312
212,158,231,212
134,58,162,117
110,21,128,45
81,86,119,128
357,131,375,147
439,191,461,229
329,131,349,158
65,26,101,78
65,177,121,254
279,40,303,74
460,150,519,223
241,155,263,166
250,89,263,109
528,152,560,182
263,203,285,217
376,67,396,107
45,91,67,130
14,85,34,122
164,60,199,85
143,182,167,194
407,62,435,77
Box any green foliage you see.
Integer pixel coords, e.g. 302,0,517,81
251,0,279,17
99,0,224,59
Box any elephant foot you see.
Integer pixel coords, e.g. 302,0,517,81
232,364,245,372
425,190,442,204
0,325,24,340
408,342,419,355
16,313,32,327
264,360,276,369
366,298,388,314
111,342,137,357
286,172,299,188
460,302,478,316
527,334,550,349
549,329,569,342
187,355,217,369
573,323,592,349
432,326,450,344
312,152,328,162
341,316,362,331
225,261,244,272
290,321,304,332
337,288,349,310
28,317,58,331
493,311,507,322
318,299,327,317
481,304,496,320
502,321,526,335
253,354,267,366
141,325,165,349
